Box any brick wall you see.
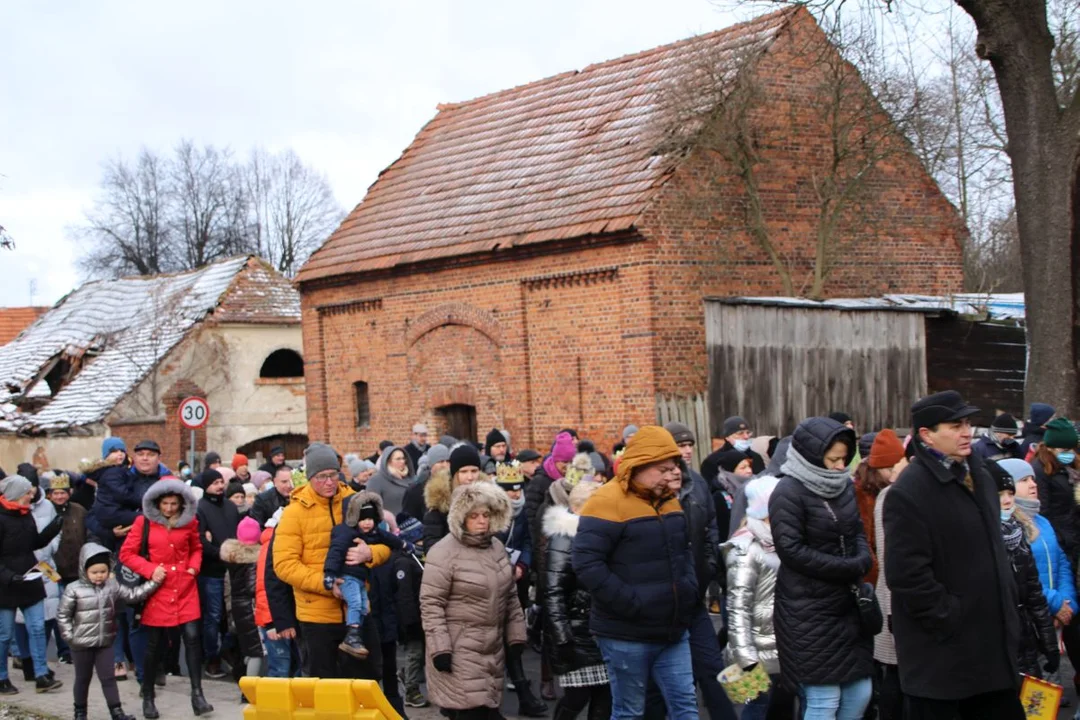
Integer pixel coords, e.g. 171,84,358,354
299,13,966,455
639,11,966,399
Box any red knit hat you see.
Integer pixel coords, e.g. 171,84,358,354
231,453,249,471
869,429,904,469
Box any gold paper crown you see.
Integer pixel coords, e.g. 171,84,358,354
47,473,71,491
496,463,524,486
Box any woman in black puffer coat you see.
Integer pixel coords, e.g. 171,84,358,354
542,480,610,720
768,417,873,718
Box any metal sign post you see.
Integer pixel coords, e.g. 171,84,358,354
178,396,210,471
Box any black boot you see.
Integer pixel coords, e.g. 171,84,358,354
20,657,34,682
74,704,88,720
191,687,214,716
515,680,549,717
108,705,135,720
338,625,369,659
141,687,160,720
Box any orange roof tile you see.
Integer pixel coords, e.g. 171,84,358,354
298,8,795,283
0,307,48,346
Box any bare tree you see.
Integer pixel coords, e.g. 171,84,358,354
76,150,174,277
741,0,1080,415
74,141,340,280
655,14,907,298
247,149,344,277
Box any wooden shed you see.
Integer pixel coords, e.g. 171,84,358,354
704,296,1027,437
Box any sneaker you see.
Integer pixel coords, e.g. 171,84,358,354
204,660,227,680
114,662,127,681
0,679,17,695
35,675,62,693
404,688,429,708
338,626,369,659
58,654,72,665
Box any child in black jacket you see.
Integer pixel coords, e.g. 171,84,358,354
323,491,404,659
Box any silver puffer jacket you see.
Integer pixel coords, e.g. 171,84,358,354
56,542,159,650
721,531,780,674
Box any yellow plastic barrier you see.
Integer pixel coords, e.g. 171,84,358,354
240,676,403,720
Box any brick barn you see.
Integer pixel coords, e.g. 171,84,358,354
296,7,966,453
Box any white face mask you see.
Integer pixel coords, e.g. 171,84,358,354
1000,506,1015,521
734,439,753,453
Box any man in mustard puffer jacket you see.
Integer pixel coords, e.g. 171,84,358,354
273,443,391,679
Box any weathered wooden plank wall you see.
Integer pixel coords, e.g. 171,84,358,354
925,318,1026,425
655,393,711,469
705,303,928,437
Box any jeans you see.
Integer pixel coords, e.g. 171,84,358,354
197,575,225,662
125,606,147,683
0,602,48,681
596,631,698,720
15,618,69,664
644,606,736,720
798,677,873,720
260,627,292,678
340,576,369,627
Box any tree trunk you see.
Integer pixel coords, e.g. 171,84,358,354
956,0,1080,415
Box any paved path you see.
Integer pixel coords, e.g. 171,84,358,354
3,647,1078,719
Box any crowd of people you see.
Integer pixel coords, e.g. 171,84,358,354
0,397,1077,720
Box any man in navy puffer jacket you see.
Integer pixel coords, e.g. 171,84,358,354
572,426,699,720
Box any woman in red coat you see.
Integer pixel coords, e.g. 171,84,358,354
119,478,212,718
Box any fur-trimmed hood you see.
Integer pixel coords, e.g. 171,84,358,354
424,468,495,515
345,490,385,527
447,481,511,541
219,538,262,565
142,479,198,528
542,504,580,538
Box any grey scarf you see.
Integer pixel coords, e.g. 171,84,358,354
1015,496,1041,516
781,445,852,499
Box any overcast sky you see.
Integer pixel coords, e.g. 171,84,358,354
0,0,775,307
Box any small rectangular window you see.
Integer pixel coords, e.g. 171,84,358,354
354,381,370,428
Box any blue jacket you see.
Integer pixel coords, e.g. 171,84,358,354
571,478,698,643
1030,513,1078,614
86,462,170,551
971,436,1023,462
495,506,532,569
323,525,403,584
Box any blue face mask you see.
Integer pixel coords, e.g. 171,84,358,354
1057,451,1076,466
181,467,191,477
1000,506,1015,522
734,439,753,453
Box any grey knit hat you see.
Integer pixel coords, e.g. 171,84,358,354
0,475,32,502
305,442,340,478
426,444,451,466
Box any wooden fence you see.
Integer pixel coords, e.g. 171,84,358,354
655,393,712,469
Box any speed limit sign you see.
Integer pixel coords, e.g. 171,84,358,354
178,396,210,429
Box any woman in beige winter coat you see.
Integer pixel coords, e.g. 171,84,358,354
420,481,527,720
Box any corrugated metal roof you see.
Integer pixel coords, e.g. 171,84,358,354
708,293,1026,321
0,256,300,434
297,8,796,283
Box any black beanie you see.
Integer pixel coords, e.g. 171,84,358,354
226,481,246,499
484,429,507,453
84,552,111,572
358,502,381,523
199,469,223,490
204,451,222,468
450,445,483,477
716,448,750,473
17,463,39,488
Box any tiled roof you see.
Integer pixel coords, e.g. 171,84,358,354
0,256,300,433
211,257,301,324
298,8,795,282
0,307,48,346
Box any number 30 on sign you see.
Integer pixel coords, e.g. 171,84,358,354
178,397,210,430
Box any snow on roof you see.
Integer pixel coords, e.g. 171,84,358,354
0,256,296,434
711,293,1026,321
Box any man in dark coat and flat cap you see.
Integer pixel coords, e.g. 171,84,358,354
883,391,1022,719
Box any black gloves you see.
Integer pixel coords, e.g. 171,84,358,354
433,653,453,673
1044,653,1060,674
